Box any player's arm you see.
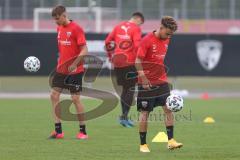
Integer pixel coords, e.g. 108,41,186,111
69,45,88,72
105,28,116,60
68,26,88,72
135,39,151,90
132,27,142,53
135,58,151,90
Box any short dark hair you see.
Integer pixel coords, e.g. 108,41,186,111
132,12,145,23
52,5,66,17
161,16,178,32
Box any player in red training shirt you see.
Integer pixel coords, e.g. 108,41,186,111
49,5,88,139
135,16,183,152
105,12,144,128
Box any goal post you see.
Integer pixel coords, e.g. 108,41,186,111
33,7,117,32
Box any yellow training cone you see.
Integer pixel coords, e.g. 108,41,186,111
204,117,215,123
152,132,168,142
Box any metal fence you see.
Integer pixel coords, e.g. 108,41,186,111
0,0,240,20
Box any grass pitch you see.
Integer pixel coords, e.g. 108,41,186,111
0,98,240,160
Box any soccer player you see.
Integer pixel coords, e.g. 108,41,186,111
105,12,144,127
49,5,88,139
135,16,183,152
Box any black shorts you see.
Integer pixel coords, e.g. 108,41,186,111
137,83,171,112
51,72,83,93
114,65,137,87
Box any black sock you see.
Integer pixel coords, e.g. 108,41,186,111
80,125,87,134
139,132,147,145
55,123,62,134
166,126,174,140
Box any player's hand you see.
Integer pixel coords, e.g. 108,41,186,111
106,41,115,52
141,76,152,90
68,63,77,73
138,71,151,90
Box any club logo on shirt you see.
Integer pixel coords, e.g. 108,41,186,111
151,44,166,60
152,44,157,52
141,101,148,108
58,31,72,46
66,32,72,38
196,40,222,71
76,85,81,91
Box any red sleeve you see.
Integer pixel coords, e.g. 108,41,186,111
57,27,61,52
105,28,116,59
137,37,150,59
132,27,142,49
105,28,115,45
75,26,86,46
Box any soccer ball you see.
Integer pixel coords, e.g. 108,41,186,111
24,56,40,72
166,94,184,112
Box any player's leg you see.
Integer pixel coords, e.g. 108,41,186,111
162,105,174,139
137,86,154,152
68,73,88,139
71,93,88,139
120,85,131,119
155,83,183,149
49,87,64,139
50,87,62,123
155,83,174,140
162,106,183,149
139,110,150,152
71,93,85,123
119,66,137,127
113,67,131,127
120,84,135,126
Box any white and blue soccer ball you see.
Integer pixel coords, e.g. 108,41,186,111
166,94,184,112
24,56,40,72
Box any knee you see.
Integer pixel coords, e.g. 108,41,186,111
121,90,134,106
140,111,149,122
141,111,149,117
50,91,60,101
163,106,172,115
71,95,80,104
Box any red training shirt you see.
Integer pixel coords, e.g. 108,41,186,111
56,20,86,75
137,31,170,85
105,21,142,68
